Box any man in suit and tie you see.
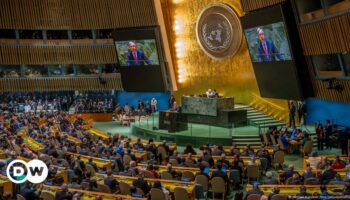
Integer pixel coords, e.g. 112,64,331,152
127,41,151,66
257,27,283,62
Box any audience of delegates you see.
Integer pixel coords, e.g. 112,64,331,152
0,92,73,113
0,110,349,200
114,97,159,121
264,120,348,155
74,98,115,113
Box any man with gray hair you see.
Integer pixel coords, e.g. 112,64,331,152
256,27,283,62
127,41,151,66
264,171,278,184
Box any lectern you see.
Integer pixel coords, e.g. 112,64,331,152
158,111,188,132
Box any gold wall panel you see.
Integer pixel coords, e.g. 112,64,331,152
162,0,290,108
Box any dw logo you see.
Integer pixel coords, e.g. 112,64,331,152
6,159,48,184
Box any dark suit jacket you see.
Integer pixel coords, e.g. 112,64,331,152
325,125,333,137
20,187,37,200
257,39,283,62
55,191,72,200
104,176,118,192
127,50,151,66
264,178,279,184
87,161,98,172
133,178,151,194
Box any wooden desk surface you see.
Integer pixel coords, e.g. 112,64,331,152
42,184,146,200
67,152,112,170
88,128,177,151
179,154,261,165
277,169,348,178
303,155,348,169
0,176,13,196
94,173,195,194
130,138,177,152
0,150,6,159
246,184,345,195
19,134,45,152
89,128,110,139
220,146,274,155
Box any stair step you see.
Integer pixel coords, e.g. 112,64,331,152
231,136,261,140
253,119,279,125
247,112,264,116
258,122,286,128
234,105,251,109
234,142,262,146
247,109,259,113
250,117,274,122
232,134,261,138
247,115,267,120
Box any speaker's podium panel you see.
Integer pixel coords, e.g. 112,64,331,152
181,96,247,128
158,111,188,132
181,96,235,116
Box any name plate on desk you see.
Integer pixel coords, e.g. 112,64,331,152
181,96,234,116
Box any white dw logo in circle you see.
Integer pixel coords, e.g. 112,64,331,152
6,159,48,184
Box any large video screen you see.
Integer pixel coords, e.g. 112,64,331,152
113,27,167,92
241,4,306,100
244,22,292,62
115,39,160,66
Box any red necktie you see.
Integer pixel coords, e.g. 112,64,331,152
263,43,268,56
133,52,138,64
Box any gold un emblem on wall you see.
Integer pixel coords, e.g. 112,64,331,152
196,3,242,60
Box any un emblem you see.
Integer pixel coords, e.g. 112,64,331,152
196,3,242,60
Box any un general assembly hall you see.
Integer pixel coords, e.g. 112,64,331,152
0,0,350,199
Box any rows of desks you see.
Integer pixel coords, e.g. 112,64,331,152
88,128,177,152
14,156,69,184
67,152,112,170
94,173,195,196
277,169,348,183
303,155,348,169
178,154,261,166
42,185,146,200
18,130,45,152
246,184,345,195
219,145,274,155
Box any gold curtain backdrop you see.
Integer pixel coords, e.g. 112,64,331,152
161,0,288,109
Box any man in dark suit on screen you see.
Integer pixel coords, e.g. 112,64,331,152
127,41,151,66
256,27,284,62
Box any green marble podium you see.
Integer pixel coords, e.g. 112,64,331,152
181,96,235,116
181,96,247,128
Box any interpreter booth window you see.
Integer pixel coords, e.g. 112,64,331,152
97,29,113,39
312,54,343,77
48,65,75,76
342,52,350,76
19,30,43,39
47,30,68,40
0,65,21,78
72,30,92,39
0,29,16,39
104,64,119,73
25,65,48,77
75,65,100,75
